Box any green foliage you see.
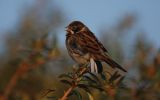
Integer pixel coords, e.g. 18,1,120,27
70,90,82,100
56,66,125,100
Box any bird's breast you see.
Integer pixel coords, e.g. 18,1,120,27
66,35,90,64
71,52,90,64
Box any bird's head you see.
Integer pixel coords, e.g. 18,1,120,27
66,21,86,35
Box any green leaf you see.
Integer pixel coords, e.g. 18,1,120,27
109,71,121,83
47,96,57,100
59,73,73,79
60,79,72,86
71,90,82,100
83,75,98,84
88,72,100,82
78,83,104,92
77,84,91,93
88,85,104,91
100,73,106,80
41,89,55,98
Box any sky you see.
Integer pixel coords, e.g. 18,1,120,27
0,0,160,51
54,0,160,48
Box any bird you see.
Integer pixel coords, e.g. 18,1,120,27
65,21,127,73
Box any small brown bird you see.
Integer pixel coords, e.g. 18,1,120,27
65,21,127,73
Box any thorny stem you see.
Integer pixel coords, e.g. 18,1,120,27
59,67,87,100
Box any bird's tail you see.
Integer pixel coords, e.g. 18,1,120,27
105,58,127,72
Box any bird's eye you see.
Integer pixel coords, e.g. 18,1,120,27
72,26,77,30
72,26,79,32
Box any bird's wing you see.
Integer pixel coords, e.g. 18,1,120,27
88,32,108,53
75,30,107,55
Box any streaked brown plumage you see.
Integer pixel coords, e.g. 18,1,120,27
65,21,127,73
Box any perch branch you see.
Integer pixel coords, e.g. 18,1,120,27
59,67,87,100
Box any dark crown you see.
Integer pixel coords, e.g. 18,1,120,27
68,21,85,27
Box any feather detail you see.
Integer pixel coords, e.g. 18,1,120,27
95,61,103,73
90,58,98,73
90,58,95,73
105,57,127,72
94,62,98,73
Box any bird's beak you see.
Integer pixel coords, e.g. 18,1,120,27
65,27,74,34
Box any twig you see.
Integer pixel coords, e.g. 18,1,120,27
59,67,87,100
59,86,75,100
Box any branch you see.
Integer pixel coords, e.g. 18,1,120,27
59,67,87,100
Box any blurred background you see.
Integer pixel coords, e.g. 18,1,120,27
0,0,160,100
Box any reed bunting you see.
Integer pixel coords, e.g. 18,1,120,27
65,21,127,73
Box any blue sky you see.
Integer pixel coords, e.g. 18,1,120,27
0,0,160,50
